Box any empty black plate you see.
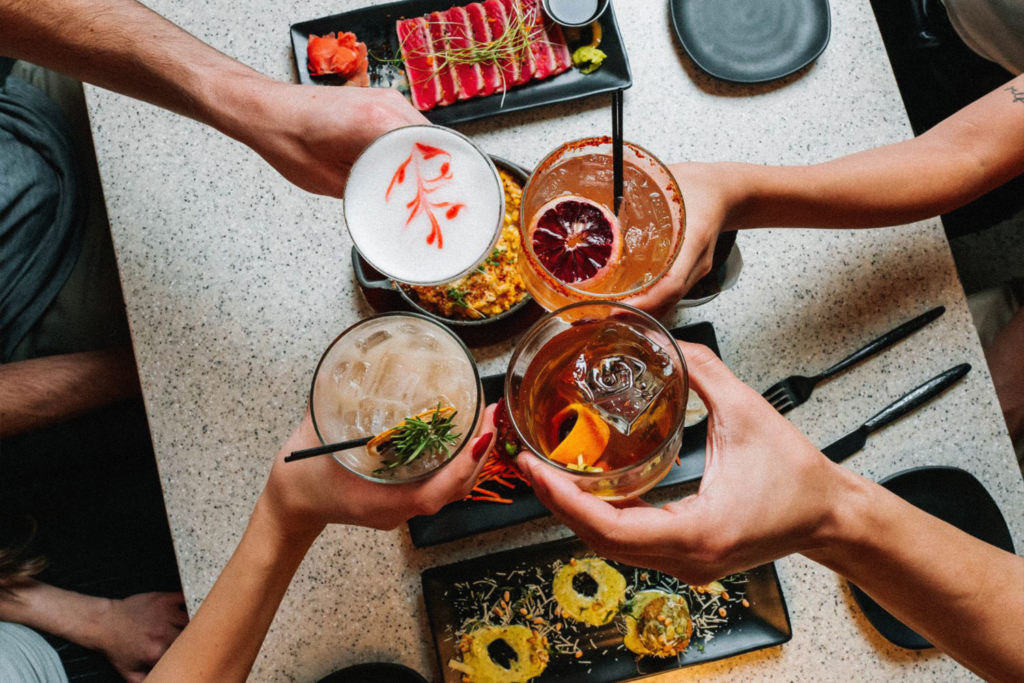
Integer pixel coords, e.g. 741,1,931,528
290,0,632,126
669,0,831,83
849,466,1015,649
407,321,719,547
423,536,792,683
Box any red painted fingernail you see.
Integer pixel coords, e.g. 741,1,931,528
472,433,494,460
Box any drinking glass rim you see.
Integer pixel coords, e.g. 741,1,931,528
518,137,686,301
309,311,483,485
504,300,689,479
342,124,506,287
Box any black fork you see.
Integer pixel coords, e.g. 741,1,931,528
762,306,946,414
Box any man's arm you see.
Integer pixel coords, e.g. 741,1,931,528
726,72,1024,230
0,347,140,437
0,580,187,683
631,73,1024,312
807,477,1024,683
520,343,1024,683
0,0,426,197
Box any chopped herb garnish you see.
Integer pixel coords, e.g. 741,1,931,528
485,247,504,267
447,288,470,308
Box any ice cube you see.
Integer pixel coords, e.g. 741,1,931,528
574,354,665,435
357,329,392,352
404,329,442,352
625,226,644,251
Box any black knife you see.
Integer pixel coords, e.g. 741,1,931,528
821,363,972,464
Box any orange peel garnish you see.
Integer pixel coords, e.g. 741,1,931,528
548,403,610,468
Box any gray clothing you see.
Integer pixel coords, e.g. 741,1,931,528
0,623,69,683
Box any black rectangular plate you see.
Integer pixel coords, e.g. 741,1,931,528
289,0,632,126
422,536,792,683
408,322,718,547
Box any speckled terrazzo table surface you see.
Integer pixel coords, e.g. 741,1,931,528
85,0,1024,681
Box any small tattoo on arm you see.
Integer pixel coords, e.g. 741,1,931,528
1007,86,1024,104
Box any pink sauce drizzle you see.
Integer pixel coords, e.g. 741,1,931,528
386,142,466,248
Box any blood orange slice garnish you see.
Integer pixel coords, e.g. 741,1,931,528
528,195,622,285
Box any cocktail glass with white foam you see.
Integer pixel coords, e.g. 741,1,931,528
344,125,505,286
310,312,483,483
518,138,686,311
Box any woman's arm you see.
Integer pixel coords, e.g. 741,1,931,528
519,343,1024,683
145,408,497,683
0,0,426,197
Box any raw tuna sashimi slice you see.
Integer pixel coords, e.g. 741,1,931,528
545,21,573,73
528,21,558,79
466,3,501,96
482,0,520,90
444,7,486,99
396,17,442,111
500,0,537,85
426,11,459,106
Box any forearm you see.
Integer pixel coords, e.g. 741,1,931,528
0,0,267,144
145,499,320,683
0,580,114,650
807,468,1024,682
0,347,140,437
724,75,1024,231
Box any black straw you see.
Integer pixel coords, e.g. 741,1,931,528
285,435,373,462
612,89,624,215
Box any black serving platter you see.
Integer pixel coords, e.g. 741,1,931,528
407,321,718,547
290,0,632,126
848,466,1015,650
422,536,792,683
669,0,831,84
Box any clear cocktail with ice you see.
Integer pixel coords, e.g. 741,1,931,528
505,301,687,499
310,313,483,483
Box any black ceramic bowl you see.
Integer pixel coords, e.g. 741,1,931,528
849,466,1015,649
316,663,428,683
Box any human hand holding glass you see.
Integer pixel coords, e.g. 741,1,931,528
257,405,497,540
518,342,1024,682
517,341,841,584
624,163,745,318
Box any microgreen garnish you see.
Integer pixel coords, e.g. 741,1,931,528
486,247,504,267
448,287,470,308
373,403,461,472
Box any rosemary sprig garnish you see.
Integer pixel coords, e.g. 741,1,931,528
373,403,461,472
